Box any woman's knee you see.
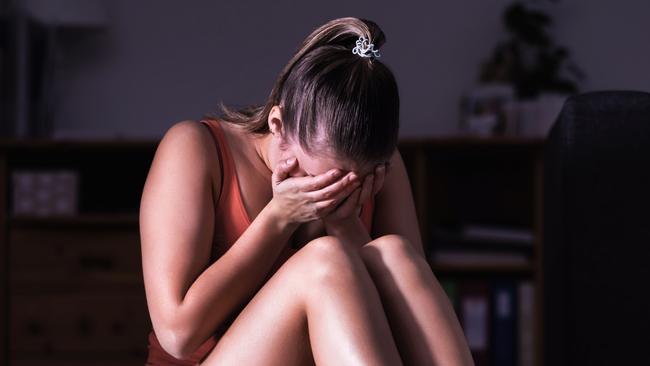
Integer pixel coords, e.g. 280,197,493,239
360,234,429,275
293,235,364,287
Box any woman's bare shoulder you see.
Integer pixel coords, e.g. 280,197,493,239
162,119,215,153
158,120,220,174
150,119,222,200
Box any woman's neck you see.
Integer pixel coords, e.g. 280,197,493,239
221,121,274,182
251,131,273,176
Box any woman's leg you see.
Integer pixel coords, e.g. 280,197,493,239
360,234,474,366
199,235,403,366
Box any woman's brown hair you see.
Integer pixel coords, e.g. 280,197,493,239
205,17,400,166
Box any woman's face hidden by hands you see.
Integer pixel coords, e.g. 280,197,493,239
267,105,376,180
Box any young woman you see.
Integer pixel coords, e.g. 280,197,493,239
140,17,473,366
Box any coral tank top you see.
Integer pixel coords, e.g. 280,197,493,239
145,119,375,365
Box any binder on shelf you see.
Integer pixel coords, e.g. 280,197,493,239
518,281,535,366
459,280,491,366
440,279,458,311
491,281,517,366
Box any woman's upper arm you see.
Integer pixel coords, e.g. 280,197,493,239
372,148,425,256
139,120,220,335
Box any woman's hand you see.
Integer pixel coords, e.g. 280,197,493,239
268,157,361,226
319,163,388,247
322,163,388,226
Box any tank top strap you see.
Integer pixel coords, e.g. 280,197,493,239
199,119,235,207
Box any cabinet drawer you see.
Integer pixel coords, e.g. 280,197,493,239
10,358,146,366
10,227,142,288
10,292,151,357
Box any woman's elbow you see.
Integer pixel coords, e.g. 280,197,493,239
156,324,196,360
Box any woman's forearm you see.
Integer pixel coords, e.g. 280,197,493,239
324,216,371,249
167,199,298,358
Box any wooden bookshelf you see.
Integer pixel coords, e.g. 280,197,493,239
400,135,545,366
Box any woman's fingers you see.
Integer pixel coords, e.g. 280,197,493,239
358,174,374,209
293,169,345,192
335,186,362,215
307,172,358,200
272,158,297,185
316,172,373,218
313,177,361,213
372,164,386,195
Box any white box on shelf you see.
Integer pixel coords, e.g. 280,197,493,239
12,169,79,216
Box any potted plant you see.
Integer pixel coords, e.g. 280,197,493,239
463,1,586,137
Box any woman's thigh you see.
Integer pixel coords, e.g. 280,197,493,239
198,237,346,366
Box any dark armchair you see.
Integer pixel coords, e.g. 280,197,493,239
543,90,650,365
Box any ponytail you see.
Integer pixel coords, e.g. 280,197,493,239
206,17,399,165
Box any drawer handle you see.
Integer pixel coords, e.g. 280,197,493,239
78,256,115,271
27,320,44,335
78,315,95,335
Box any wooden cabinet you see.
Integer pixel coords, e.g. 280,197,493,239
0,139,157,365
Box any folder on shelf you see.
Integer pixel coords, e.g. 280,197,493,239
459,281,491,366
491,281,517,366
440,279,458,311
518,281,535,366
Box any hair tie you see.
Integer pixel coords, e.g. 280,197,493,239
352,36,381,59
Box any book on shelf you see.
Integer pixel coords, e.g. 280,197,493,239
428,223,534,268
